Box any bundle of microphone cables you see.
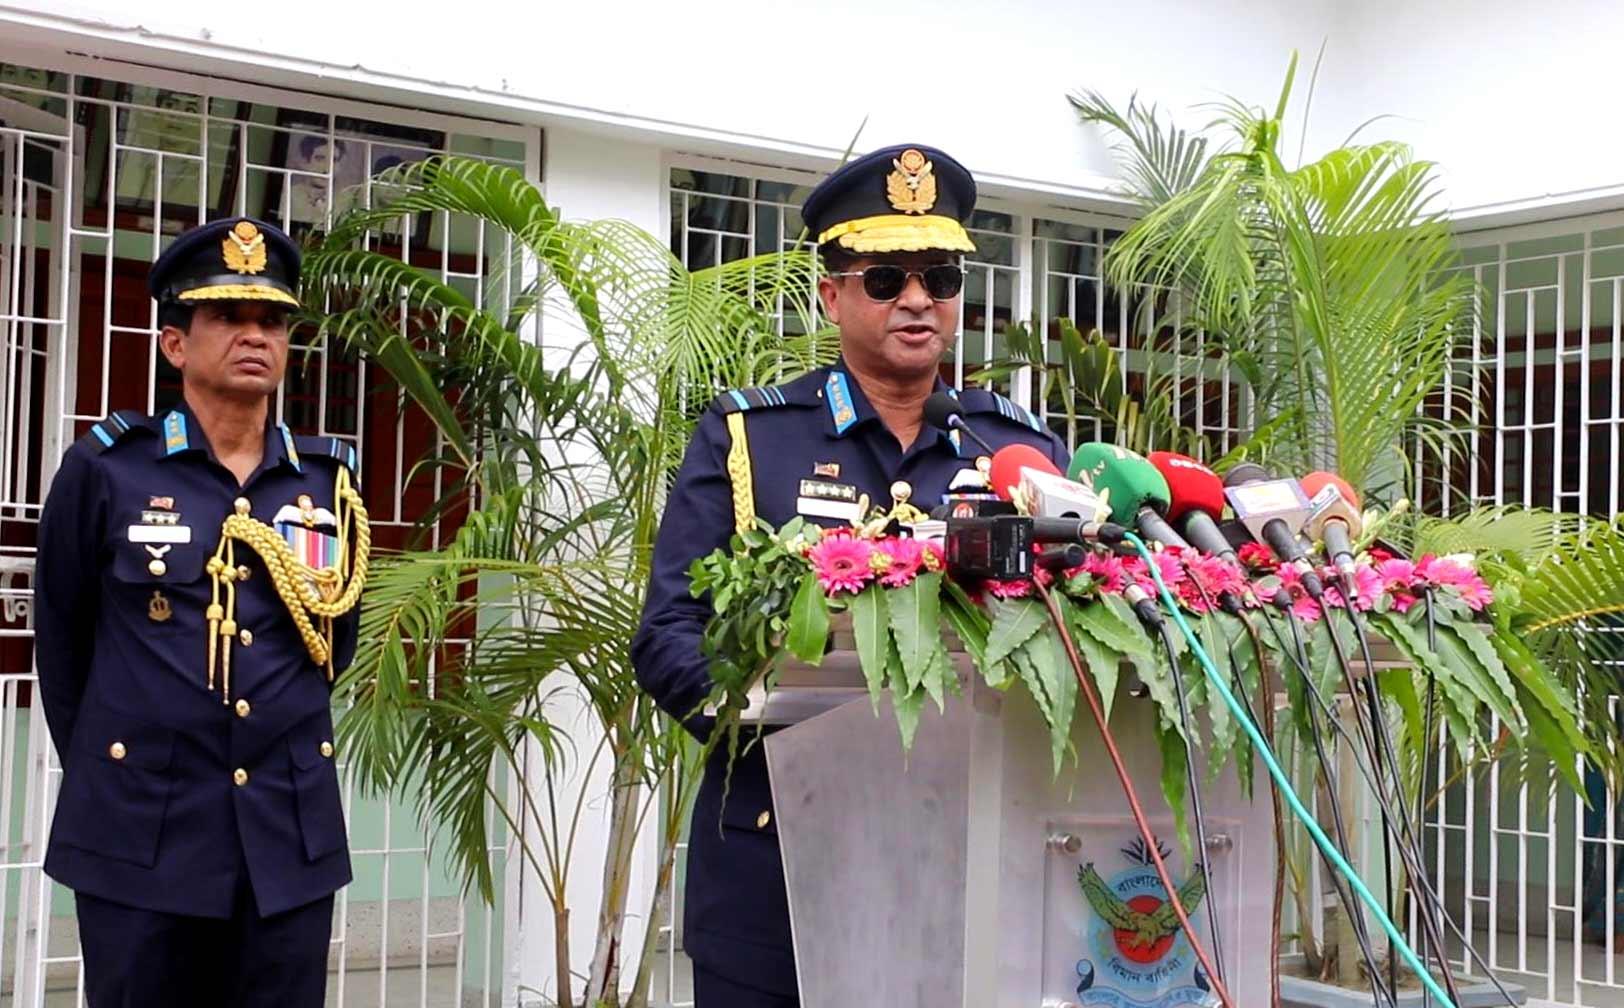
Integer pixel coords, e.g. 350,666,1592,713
922,392,1517,1008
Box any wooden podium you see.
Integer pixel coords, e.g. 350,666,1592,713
757,628,1274,1008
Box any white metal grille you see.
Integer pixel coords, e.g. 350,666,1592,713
1411,217,1624,1008
0,52,533,1007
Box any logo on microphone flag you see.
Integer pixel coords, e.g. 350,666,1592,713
1072,835,1214,1007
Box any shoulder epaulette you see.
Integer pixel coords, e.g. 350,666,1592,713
708,383,806,416
959,388,1046,434
292,433,359,473
79,410,149,453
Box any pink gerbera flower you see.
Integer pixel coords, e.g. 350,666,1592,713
809,535,875,595
985,578,1032,599
1148,550,1187,595
1082,551,1128,594
1178,549,1246,613
1323,564,1383,613
1418,555,1493,611
1276,564,1322,621
873,537,926,588
1376,558,1421,613
921,541,945,573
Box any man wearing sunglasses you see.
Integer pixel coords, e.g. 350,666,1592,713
634,144,1068,1007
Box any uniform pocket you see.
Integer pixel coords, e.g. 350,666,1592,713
54,703,175,867
110,541,206,586
287,718,346,861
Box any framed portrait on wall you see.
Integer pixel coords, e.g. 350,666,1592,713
273,111,443,242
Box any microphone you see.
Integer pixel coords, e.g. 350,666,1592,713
1301,471,1362,582
1068,442,1192,550
1148,451,1235,561
1222,462,1323,597
989,444,1109,522
1147,451,1245,615
923,392,996,456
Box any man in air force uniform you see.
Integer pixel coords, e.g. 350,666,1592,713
633,144,1067,1006
34,218,369,1007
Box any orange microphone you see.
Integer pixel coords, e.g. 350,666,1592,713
1300,471,1362,578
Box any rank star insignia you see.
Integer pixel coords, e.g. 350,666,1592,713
221,220,267,275
813,462,840,479
885,148,937,215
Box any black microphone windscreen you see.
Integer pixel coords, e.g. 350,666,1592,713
923,392,963,431
1223,461,1270,487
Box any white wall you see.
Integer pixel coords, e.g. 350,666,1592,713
6,0,1340,209
1305,0,1624,224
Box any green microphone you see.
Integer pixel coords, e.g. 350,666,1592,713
1067,442,1192,551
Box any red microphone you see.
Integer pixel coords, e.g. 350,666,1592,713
1148,451,1246,615
988,444,1060,502
1148,452,1232,559
1148,451,1226,525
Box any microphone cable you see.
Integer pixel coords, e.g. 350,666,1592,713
1256,596,1399,1008
1123,532,1462,1008
1183,572,1285,1008
1333,584,1518,1006
1032,581,1238,1008
1314,594,1409,997
1280,583,1513,1007
1152,616,1230,988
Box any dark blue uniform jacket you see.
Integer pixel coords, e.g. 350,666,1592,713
33,404,358,918
632,361,1066,994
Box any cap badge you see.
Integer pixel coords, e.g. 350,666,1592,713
221,220,268,276
886,148,937,215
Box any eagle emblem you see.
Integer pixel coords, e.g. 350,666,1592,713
885,148,937,215
221,220,268,275
1077,859,1206,952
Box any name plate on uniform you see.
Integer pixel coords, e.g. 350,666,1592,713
127,524,193,544
797,478,861,523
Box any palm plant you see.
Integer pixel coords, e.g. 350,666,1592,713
1064,52,1624,985
300,155,832,1007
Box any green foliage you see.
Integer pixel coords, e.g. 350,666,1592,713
1071,54,1477,499
307,155,834,1007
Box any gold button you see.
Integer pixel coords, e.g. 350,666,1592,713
236,565,251,582
319,741,334,758
234,699,251,718
239,629,253,646
756,810,771,829
233,497,251,515
889,480,912,502
147,559,167,577
108,742,126,760
232,768,248,786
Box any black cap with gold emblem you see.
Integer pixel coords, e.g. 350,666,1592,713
147,217,301,308
801,143,977,255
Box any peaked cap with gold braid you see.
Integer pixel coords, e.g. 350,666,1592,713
149,217,302,308
801,143,977,256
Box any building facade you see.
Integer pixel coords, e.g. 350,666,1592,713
1,2,1622,1005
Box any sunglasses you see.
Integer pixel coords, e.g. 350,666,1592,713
827,264,966,302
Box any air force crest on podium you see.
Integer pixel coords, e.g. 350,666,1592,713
1073,836,1213,1007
